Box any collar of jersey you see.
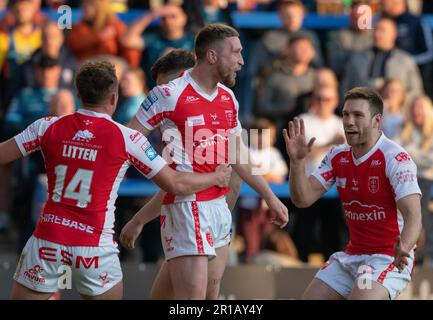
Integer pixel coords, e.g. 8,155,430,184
351,131,384,166
77,108,112,120
184,69,219,102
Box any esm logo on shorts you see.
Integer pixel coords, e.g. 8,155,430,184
39,247,99,269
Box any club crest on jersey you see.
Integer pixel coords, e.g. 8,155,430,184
72,130,95,142
144,146,157,161
368,176,379,193
187,114,205,126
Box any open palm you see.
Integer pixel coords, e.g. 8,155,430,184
283,118,316,161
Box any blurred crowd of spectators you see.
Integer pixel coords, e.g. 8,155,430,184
1,0,433,270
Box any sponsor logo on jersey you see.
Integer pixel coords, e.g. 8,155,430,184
368,176,379,193
144,146,157,161
72,130,95,142
342,200,386,221
196,133,228,149
321,170,333,182
187,114,205,127
210,112,220,125
224,110,234,127
186,95,200,103
336,177,347,188
142,91,158,111
395,152,411,163
370,159,382,167
162,86,171,97
352,178,359,191
24,264,45,283
129,131,142,143
40,213,95,234
318,155,328,169
395,169,417,185
340,156,350,164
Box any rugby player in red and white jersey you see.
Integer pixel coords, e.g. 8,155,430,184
126,24,289,299
120,48,242,300
283,87,422,300
0,61,232,300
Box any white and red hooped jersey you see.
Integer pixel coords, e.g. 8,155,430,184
14,109,166,246
135,69,242,204
312,133,421,256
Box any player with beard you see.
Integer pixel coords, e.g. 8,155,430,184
284,87,422,300
127,24,288,299
121,48,243,300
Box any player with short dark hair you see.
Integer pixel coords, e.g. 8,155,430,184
127,23,288,299
0,60,232,300
284,87,422,300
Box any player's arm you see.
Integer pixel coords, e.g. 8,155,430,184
120,189,165,249
127,116,151,136
231,135,288,228
283,118,327,208
225,171,242,211
0,138,23,165
387,151,423,272
151,164,232,196
394,194,422,272
121,165,232,249
1,117,56,165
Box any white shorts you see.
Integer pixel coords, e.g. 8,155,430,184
14,235,123,296
315,251,414,300
160,197,232,260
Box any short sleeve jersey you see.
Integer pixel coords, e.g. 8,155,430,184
14,109,166,246
135,69,242,204
312,133,421,256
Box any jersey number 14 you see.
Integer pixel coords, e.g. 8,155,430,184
52,165,94,208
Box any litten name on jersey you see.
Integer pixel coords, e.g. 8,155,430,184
40,213,94,234
62,145,98,162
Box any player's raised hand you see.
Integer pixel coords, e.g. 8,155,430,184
266,195,289,228
393,236,410,272
283,117,316,162
215,164,232,188
120,219,144,250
